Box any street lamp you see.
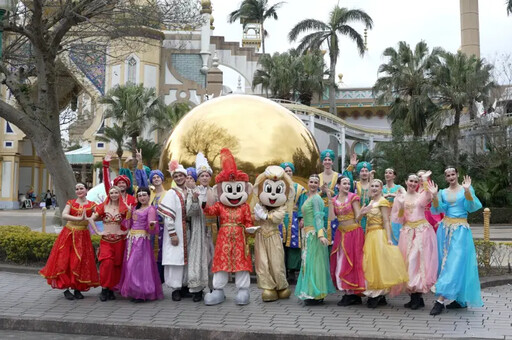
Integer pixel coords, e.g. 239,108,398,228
0,0,18,58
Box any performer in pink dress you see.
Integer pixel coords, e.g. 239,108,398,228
328,176,365,306
117,187,163,302
417,170,443,232
392,174,438,310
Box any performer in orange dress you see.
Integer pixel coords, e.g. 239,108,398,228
39,182,100,300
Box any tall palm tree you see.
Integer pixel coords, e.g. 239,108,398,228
373,41,441,136
100,84,162,169
228,0,285,54
429,51,494,165
253,51,294,100
508,0,512,15
293,50,327,105
135,138,161,168
289,5,373,114
96,124,126,169
150,102,190,143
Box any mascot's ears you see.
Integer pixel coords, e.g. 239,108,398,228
246,183,253,195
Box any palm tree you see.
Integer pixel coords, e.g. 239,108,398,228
429,51,494,165
253,52,294,100
373,41,441,137
228,0,285,54
135,139,161,168
96,124,126,169
150,102,190,143
289,5,373,114
294,50,327,105
100,84,162,169
508,0,512,15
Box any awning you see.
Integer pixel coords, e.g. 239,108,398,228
65,145,93,165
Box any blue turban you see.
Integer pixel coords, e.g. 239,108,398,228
356,161,372,173
280,162,295,173
149,170,164,184
186,167,197,181
321,149,335,161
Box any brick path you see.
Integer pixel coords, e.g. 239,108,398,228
0,272,511,339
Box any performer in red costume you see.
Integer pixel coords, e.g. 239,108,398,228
203,148,255,306
40,183,100,300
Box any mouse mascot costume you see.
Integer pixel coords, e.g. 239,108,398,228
253,165,295,302
203,148,254,306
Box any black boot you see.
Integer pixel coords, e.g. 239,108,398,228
411,293,424,310
378,296,387,306
446,301,466,309
74,290,84,299
99,288,108,302
367,297,379,308
430,301,445,316
192,291,203,302
404,294,414,308
107,289,116,300
172,290,182,301
63,289,75,300
349,295,362,306
337,295,349,306
180,286,193,298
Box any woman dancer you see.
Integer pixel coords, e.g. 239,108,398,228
89,186,129,301
328,176,365,306
318,149,340,244
392,174,438,310
359,179,408,308
39,183,99,300
295,174,336,306
429,169,482,315
117,187,163,302
279,162,306,281
382,168,404,245
418,170,443,232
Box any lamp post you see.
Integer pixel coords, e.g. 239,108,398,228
0,0,18,58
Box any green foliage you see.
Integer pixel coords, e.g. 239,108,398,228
135,138,161,168
150,102,190,140
474,240,512,276
0,226,100,264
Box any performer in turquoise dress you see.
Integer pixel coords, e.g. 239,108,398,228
295,174,336,305
318,149,340,245
279,162,307,280
428,168,483,316
382,168,404,245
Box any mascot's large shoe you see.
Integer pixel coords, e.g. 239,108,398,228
235,288,250,305
204,289,225,306
262,289,278,302
277,288,291,299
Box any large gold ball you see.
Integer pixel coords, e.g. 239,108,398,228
159,95,320,184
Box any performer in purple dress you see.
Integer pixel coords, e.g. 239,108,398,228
117,187,163,302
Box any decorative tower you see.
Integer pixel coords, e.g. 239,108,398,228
241,21,262,51
460,0,480,57
200,0,212,74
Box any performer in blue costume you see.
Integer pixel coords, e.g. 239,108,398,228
279,162,307,281
428,167,483,316
382,168,404,245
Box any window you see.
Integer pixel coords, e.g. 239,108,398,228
127,56,137,84
353,142,369,155
4,141,13,148
97,142,105,149
5,122,14,134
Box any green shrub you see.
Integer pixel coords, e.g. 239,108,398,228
0,225,101,264
474,240,512,276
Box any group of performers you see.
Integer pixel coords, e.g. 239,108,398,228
39,147,483,316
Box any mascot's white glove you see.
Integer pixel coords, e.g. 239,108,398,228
254,203,268,221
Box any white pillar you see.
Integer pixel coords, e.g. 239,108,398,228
199,8,212,74
308,114,315,137
341,127,346,170
369,136,375,151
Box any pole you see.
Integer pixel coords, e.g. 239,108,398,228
483,207,491,267
42,207,47,233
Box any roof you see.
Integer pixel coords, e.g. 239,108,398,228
65,145,93,164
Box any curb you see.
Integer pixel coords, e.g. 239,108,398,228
0,263,40,275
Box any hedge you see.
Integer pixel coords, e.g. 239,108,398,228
0,225,100,264
469,207,512,224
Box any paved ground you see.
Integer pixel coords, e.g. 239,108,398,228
0,272,511,339
0,209,511,240
0,329,150,340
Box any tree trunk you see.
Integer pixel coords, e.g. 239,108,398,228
33,133,77,215
131,135,138,173
329,53,337,114
261,23,265,54
453,108,461,167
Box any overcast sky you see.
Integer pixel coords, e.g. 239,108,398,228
210,0,512,90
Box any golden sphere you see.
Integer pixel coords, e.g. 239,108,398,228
159,95,320,184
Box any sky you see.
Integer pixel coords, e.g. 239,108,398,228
210,0,512,90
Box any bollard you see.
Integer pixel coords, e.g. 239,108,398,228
483,208,490,242
42,207,47,233
483,207,491,268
